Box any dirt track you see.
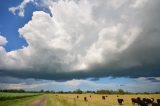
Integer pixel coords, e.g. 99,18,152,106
29,96,47,106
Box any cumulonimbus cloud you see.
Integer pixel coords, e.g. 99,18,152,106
1,0,160,80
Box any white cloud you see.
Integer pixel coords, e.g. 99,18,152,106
79,24,141,69
1,0,160,80
0,35,8,46
131,0,149,8
6,0,141,71
108,0,129,9
9,0,34,17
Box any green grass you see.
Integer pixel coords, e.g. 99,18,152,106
0,94,43,106
47,94,55,106
0,92,41,101
46,94,77,106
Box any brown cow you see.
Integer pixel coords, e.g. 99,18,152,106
77,95,79,99
84,97,88,102
102,96,105,100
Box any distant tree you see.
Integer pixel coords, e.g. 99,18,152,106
86,90,95,94
73,89,83,94
117,89,125,94
40,89,44,93
45,90,50,93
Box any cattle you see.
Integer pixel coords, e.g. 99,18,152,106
102,96,105,100
131,98,139,104
84,97,88,102
151,98,154,102
90,95,91,98
152,103,160,106
157,99,160,104
131,97,148,106
143,98,154,104
117,98,124,105
106,96,108,97
138,100,148,106
77,95,79,99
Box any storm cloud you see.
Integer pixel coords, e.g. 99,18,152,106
1,0,160,81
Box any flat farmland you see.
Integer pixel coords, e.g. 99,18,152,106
51,94,160,106
0,93,160,106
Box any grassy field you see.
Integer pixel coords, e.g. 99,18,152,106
0,92,41,100
0,93,159,106
52,94,160,106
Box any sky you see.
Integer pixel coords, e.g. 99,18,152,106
0,0,160,92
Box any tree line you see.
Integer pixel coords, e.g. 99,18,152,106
0,89,160,94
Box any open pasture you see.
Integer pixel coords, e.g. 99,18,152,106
53,94,160,106
0,93,160,106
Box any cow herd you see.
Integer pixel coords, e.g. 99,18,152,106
131,97,160,106
74,95,160,106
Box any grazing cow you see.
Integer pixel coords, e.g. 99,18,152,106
151,98,154,102
142,98,154,104
131,97,148,106
143,98,148,104
152,103,160,106
102,96,105,100
77,95,79,99
106,96,108,97
90,95,91,98
138,100,148,106
84,97,88,102
131,98,139,104
117,98,124,105
157,99,160,104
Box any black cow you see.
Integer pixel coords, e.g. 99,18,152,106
117,98,124,105
131,97,148,106
157,99,160,104
131,98,139,104
138,100,148,106
152,103,160,106
143,98,154,104
102,96,105,100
